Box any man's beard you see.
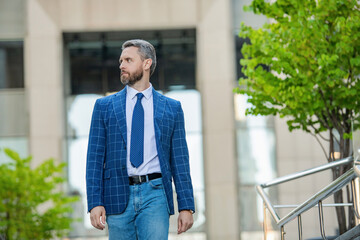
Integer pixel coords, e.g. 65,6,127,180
121,68,143,86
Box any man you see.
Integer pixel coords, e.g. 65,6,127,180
86,39,195,240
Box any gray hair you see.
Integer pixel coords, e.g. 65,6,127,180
122,39,157,76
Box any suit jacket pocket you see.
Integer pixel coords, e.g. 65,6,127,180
103,169,114,199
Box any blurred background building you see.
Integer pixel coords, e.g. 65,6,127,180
0,0,340,239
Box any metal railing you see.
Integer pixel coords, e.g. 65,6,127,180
257,156,360,240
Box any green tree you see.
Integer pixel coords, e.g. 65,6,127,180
235,0,360,234
0,148,78,239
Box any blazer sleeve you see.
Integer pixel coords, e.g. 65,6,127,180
86,99,106,212
170,102,195,213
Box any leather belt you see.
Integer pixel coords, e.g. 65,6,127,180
129,173,162,185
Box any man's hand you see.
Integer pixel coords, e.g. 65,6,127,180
177,210,194,234
90,206,106,230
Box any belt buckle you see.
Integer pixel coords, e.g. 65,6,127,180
138,175,142,183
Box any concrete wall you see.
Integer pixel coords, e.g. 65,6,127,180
0,0,26,39
59,0,199,31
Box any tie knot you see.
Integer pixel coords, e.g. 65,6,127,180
136,93,144,101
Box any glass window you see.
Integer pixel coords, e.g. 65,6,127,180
234,36,270,82
234,94,278,236
63,29,196,95
0,41,24,89
234,36,250,80
233,0,269,83
0,90,28,137
0,89,28,165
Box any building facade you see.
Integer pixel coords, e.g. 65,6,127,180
0,0,340,239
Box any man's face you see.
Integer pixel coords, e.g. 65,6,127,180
119,46,144,86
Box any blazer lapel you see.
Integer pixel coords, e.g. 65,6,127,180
113,88,127,145
153,89,165,141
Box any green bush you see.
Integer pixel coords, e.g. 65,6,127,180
0,148,78,240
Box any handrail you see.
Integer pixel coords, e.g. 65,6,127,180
257,157,353,224
278,168,354,226
256,156,360,239
273,203,353,208
257,185,281,224
261,157,353,188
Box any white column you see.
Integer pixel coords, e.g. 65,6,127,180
197,0,240,239
25,0,63,165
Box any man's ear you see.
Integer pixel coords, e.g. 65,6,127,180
143,59,152,71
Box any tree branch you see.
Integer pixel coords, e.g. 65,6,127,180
309,124,330,141
318,89,347,134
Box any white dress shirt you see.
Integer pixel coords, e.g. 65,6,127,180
126,84,161,176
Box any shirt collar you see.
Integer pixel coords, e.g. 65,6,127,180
126,83,153,100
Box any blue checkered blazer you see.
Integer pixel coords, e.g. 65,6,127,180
86,88,195,215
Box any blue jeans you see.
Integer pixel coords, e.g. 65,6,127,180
106,178,170,240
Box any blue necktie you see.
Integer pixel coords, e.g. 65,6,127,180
130,93,144,168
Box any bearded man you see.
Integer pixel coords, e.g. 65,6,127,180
86,39,195,240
